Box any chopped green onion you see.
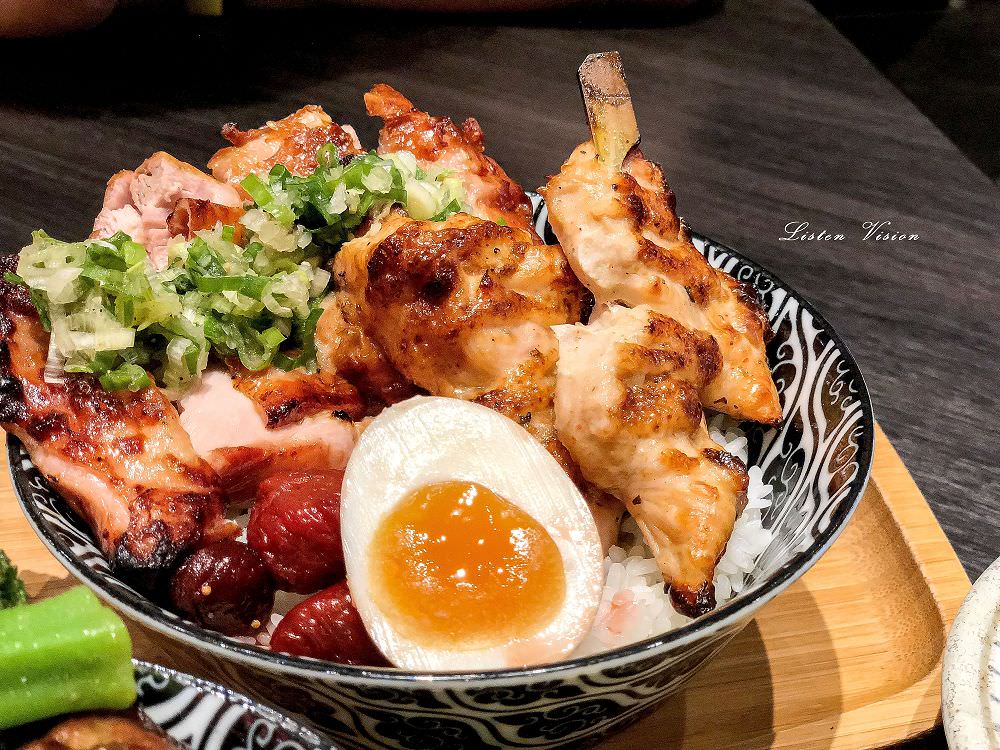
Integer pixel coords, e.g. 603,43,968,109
241,173,275,208
194,274,271,298
98,363,151,392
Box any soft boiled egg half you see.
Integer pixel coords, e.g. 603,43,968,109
341,396,604,671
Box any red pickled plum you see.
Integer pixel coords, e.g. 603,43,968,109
247,469,346,593
269,582,387,666
170,539,275,636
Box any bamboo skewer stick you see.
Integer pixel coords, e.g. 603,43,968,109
578,52,640,171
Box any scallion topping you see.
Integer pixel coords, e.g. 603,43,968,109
13,146,466,394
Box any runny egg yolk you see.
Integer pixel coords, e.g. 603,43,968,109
368,481,566,649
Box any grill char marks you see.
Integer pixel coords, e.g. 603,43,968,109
0,257,233,591
228,363,365,429
365,84,539,237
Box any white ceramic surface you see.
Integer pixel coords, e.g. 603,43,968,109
943,555,1000,749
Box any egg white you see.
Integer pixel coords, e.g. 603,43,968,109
341,396,604,672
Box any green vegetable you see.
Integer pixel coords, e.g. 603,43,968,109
0,550,27,610
243,149,466,251
0,586,136,729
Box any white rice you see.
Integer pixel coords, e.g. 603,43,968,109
573,415,774,657
227,414,774,657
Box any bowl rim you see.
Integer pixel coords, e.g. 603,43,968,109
10,229,875,685
133,659,329,747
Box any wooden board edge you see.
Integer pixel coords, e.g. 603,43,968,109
811,424,971,749
871,423,971,619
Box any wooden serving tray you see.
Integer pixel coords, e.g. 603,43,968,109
0,424,970,749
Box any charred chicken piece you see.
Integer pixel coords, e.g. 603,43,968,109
333,213,584,403
226,362,364,430
553,304,749,616
0,258,233,590
366,84,538,236
208,105,365,184
313,291,418,413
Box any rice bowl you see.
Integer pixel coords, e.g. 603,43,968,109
11,222,873,749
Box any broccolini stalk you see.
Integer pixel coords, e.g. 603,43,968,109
0,586,136,729
0,550,27,609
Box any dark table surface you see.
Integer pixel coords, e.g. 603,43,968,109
0,0,996,745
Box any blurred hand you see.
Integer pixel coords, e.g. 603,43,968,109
0,0,116,37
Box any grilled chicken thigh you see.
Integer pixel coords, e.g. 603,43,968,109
331,211,622,548
333,213,584,403
92,152,243,270
542,142,781,425
0,259,233,589
553,304,749,615
208,105,365,183
366,84,539,236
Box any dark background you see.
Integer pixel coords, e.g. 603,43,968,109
815,0,1000,183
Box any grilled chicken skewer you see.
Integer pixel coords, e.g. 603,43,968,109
543,52,781,425
0,257,234,589
553,305,748,615
548,53,767,615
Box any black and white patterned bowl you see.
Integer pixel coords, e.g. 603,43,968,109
8,200,874,749
0,660,327,750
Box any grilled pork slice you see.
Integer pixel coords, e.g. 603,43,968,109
542,142,781,425
208,105,365,184
553,304,749,616
178,369,357,506
332,212,621,549
0,260,233,590
91,152,243,270
365,84,538,236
